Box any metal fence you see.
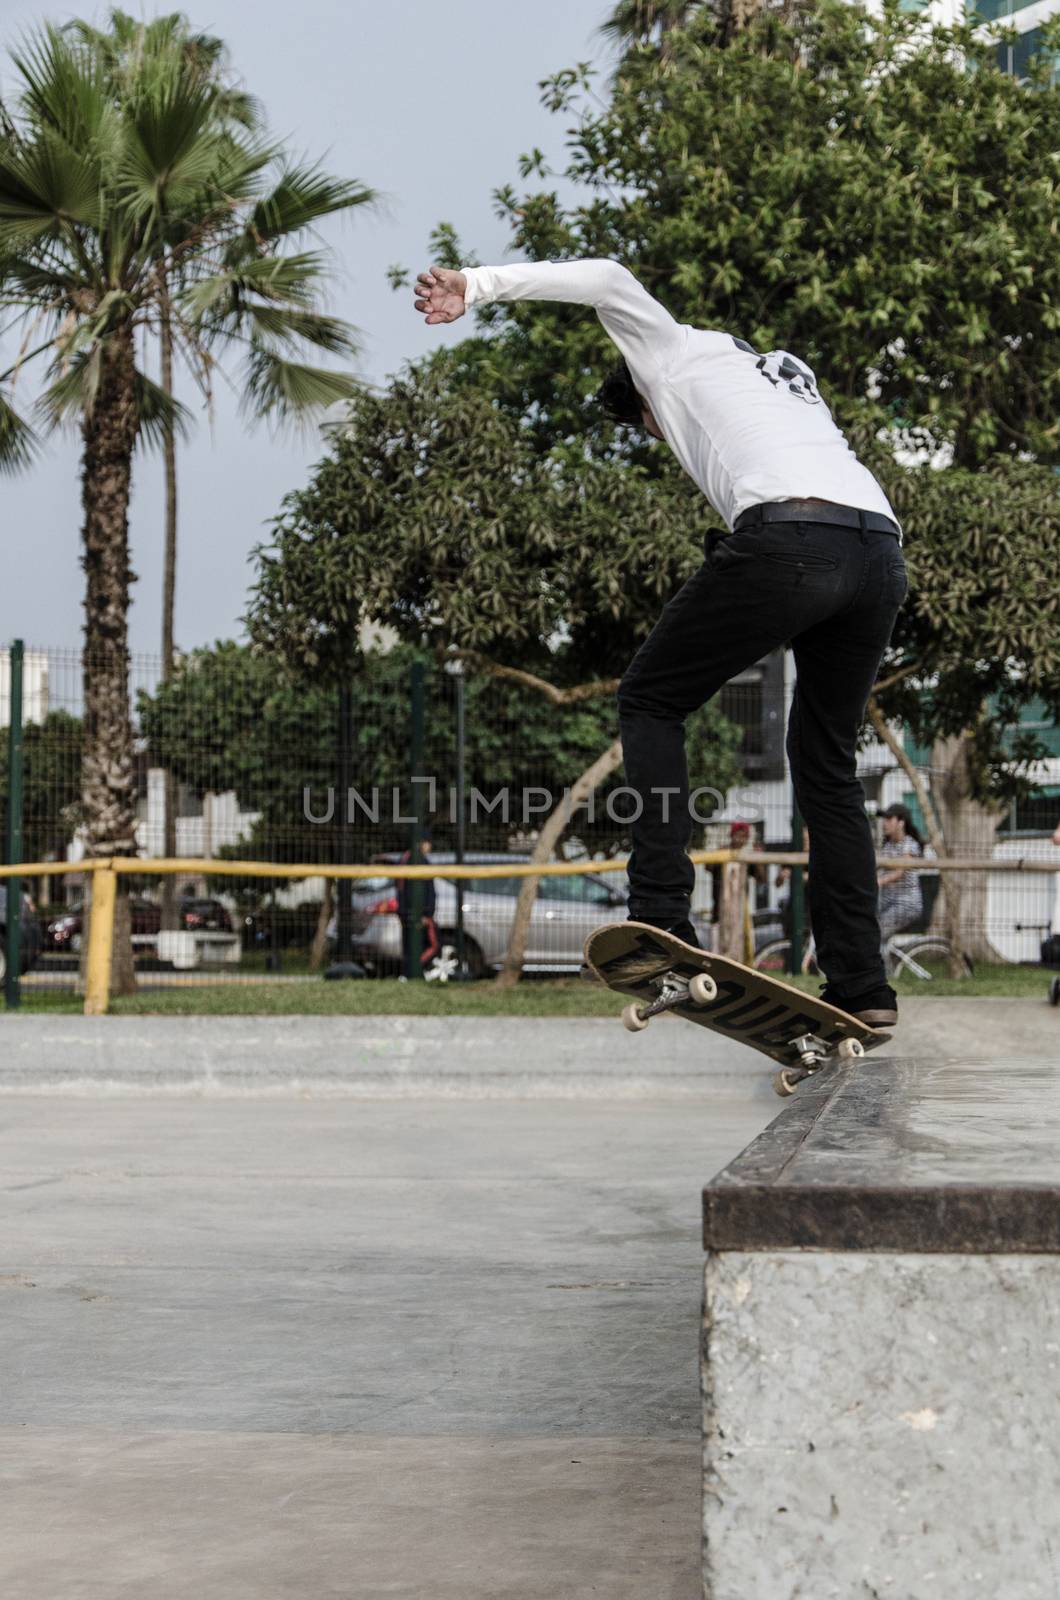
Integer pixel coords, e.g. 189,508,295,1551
2,639,1059,1005
0,638,764,995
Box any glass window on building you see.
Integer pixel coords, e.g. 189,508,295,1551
971,0,1038,21
998,787,1060,836
993,25,1059,82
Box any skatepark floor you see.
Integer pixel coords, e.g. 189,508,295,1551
0,1092,774,1600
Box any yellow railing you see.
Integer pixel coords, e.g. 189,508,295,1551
2,850,1056,1016
1,850,740,1015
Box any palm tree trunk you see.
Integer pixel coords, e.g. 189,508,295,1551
159,271,180,933
80,326,140,996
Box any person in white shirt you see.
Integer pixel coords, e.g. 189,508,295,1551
414,258,907,1026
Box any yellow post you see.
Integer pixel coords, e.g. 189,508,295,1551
84,866,117,1016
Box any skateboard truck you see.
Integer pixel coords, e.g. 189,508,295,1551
621,969,718,1032
773,1033,864,1098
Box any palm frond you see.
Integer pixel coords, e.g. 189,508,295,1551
64,10,144,62
120,80,233,209
184,251,329,321
37,345,191,447
131,365,192,449
0,388,39,472
213,87,260,131
0,126,103,253
10,25,111,152
241,348,360,422
2,248,85,301
598,0,699,42
246,162,376,243
244,304,360,356
36,347,102,427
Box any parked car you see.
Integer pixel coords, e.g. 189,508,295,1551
0,884,43,981
334,853,708,979
178,898,233,933
45,895,231,954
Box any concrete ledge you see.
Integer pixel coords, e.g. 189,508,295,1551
0,999,1056,1097
705,1056,1060,1251
703,1250,1060,1600
702,1054,1060,1598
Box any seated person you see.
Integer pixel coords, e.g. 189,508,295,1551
877,804,924,942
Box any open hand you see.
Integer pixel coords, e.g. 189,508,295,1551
414,266,467,325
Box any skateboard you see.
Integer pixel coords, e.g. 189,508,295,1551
583,922,892,1097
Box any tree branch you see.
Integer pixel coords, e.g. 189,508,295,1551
494,737,625,990
445,648,620,705
871,659,919,697
866,696,946,853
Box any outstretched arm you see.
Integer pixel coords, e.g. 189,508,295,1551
414,258,687,384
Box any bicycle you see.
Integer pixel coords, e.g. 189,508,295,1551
753,872,971,983
752,927,972,983
753,934,819,976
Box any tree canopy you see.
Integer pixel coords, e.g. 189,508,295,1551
138,638,743,858
253,0,1060,832
248,347,717,686
456,1,1060,468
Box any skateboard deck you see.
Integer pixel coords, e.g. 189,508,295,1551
584,922,892,1096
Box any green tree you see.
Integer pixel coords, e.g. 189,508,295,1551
139,638,742,862
472,2,1060,465
247,353,743,978
862,445,1060,960
249,348,725,684
0,711,82,873
0,21,374,986
404,0,1060,965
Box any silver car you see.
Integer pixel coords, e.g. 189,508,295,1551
347,854,631,978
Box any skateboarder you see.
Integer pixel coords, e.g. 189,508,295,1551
414,259,906,1026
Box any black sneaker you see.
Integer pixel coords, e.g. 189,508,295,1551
820,981,898,1028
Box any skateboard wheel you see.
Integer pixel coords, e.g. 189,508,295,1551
688,972,718,1006
773,1069,799,1098
622,1002,650,1033
836,1037,865,1062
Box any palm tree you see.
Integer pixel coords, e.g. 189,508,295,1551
601,0,771,54
0,23,375,988
68,11,262,930
600,0,701,56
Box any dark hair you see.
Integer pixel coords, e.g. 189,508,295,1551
595,358,645,427
881,803,924,849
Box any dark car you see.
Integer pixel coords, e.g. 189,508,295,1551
178,898,233,933
0,884,43,981
45,895,232,954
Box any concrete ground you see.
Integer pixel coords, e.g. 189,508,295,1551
0,1090,773,1599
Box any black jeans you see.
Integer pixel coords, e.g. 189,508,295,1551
617,516,908,996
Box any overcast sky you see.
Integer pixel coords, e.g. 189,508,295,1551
0,0,610,658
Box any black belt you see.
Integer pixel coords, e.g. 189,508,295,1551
734,499,901,538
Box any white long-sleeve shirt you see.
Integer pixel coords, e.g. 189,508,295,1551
462,258,898,533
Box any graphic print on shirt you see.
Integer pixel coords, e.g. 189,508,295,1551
732,337,821,406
